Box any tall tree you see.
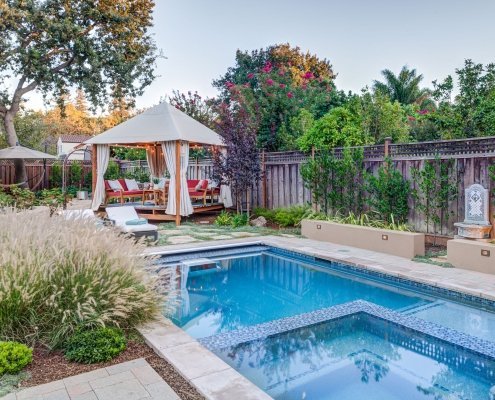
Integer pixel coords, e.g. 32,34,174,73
0,0,157,185
169,90,216,129
373,66,431,107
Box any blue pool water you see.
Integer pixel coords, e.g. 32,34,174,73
214,314,495,400
170,250,495,342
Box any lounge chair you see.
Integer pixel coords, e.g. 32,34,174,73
105,206,158,241
187,179,208,205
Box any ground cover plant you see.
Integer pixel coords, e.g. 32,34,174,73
0,209,164,349
253,205,310,227
305,210,411,231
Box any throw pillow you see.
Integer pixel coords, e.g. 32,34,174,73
124,178,140,191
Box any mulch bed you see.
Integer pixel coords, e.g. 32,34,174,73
20,340,205,400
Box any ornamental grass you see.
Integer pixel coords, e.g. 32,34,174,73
0,209,167,349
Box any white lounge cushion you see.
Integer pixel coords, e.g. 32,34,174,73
125,178,140,191
106,206,157,233
108,180,123,192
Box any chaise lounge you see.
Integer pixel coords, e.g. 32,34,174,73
105,206,158,241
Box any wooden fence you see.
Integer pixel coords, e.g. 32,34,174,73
187,136,495,236
0,160,92,190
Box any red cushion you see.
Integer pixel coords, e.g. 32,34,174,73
189,191,205,197
118,179,128,191
106,191,121,198
187,179,199,188
123,190,142,195
200,180,208,190
104,180,111,190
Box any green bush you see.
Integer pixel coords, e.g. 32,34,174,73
215,210,233,226
0,341,33,375
0,210,164,348
232,213,248,227
64,328,126,364
254,206,310,227
104,160,120,180
365,159,410,223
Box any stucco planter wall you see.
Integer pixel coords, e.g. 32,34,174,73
447,239,495,274
301,219,425,259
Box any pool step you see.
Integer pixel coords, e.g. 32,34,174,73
181,258,221,275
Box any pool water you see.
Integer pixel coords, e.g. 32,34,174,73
170,251,495,342
214,314,495,400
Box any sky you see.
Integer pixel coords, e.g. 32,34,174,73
32,0,495,111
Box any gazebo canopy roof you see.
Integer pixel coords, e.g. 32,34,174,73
85,101,223,146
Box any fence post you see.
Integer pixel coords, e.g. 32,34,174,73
384,137,392,158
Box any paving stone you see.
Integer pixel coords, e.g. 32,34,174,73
1,394,16,400
105,358,148,375
138,320,195,351
157,229,183,235
131,366,162,385
144,381,179,400
93,378,149,400
167,235,198,245
65,382,92,397
230,232,259,237
42,389,70,400
63,370,109,387
191,368,271,400
89,371,134,390
211,235,232,240
160,342,230,380
70,392,98,400
17,380,65,399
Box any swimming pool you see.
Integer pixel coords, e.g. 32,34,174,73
160,244,495,399
166,246,495,342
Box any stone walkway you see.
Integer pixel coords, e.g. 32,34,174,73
7,359,179,400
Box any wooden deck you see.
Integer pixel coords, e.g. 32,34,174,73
103,201,225,222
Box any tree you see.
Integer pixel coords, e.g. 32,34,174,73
212,102,261,215
298,104,371,151
213,44,345,151
373,66,432,107
169,90,216,129
0,0,157,185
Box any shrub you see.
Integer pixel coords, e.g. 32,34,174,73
0,341,33,375
305,211,410,231
215,210,233,226
64,328,126,364
365,159,410,223
0,209,166,348
231,213,248,227
254,206,310,227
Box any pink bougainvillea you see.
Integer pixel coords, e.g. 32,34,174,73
408,116,416,121
266,78,274,86
279,83,286,89
262,62,273,73
287,92,294,99
247,73,254,79
418,109,429,115
302,71,314,80
225,81,235,89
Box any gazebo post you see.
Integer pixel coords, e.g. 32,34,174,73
91,144,97,195
175,140,181,226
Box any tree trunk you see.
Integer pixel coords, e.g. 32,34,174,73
2,112,28,187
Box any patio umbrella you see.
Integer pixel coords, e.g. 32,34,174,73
0,144,56,189
0,144,56,160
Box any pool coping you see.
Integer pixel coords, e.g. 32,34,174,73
141,236,495,399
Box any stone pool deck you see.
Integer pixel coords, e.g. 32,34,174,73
7,359,179,400
142,235,495,400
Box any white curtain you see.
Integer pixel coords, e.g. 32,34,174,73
180,141,194,216
146,147,156,178
163,141,176,215
162,141,193,216
91,144,110,210
219,185,233,208
146,145,165,178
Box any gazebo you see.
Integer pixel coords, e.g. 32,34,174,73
85,101,228,225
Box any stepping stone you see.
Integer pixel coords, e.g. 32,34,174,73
158,229,183,235
230,232,259,237
211,235,233,240
167,235,199,244
280,234,297,238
